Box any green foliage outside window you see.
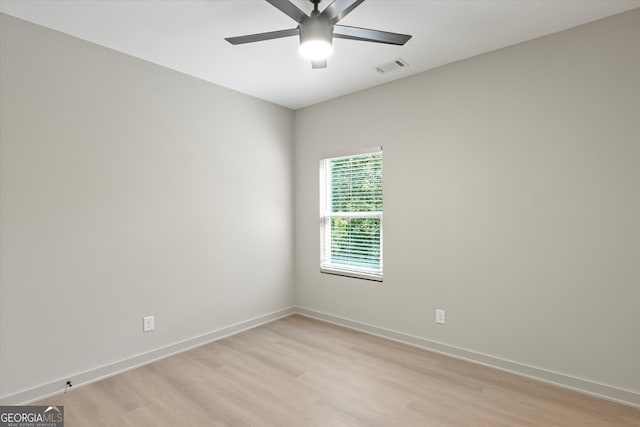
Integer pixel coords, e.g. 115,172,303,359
329,152,382,270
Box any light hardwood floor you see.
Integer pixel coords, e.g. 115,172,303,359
37,314,639,426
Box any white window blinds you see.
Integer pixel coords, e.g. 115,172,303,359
320,149,383,281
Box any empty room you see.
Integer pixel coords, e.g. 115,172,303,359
0,0,638,425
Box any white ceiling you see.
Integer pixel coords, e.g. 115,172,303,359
1,0,638,109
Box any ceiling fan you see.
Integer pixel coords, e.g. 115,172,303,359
225,0,412,69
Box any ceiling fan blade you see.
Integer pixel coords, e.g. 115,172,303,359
265,0,308,23
334,25,412,45
225,28,299,45
321,0,365,24
311,59,327,69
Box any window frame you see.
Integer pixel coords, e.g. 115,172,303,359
319,147,383,282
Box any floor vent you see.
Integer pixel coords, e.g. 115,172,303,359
374,58,409,74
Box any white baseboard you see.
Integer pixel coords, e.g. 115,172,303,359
294,306,640,409
0,306,295,405
3,304,637,409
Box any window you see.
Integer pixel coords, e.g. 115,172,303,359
320,148,383,281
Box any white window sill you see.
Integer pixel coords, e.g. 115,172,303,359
320,267,383,282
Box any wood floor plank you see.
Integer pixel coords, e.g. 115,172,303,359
36,314,639,426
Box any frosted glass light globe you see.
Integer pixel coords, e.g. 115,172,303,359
299,40,333,61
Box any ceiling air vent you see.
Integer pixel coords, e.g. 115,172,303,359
374,58,409,74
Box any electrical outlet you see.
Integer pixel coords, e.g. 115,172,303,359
435,309,446,325
143,315,155,332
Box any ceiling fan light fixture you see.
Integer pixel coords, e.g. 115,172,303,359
299,39,333,60
299,15,333,61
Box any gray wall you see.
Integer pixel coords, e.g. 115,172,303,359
0,14,294,399
295,9,640,394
